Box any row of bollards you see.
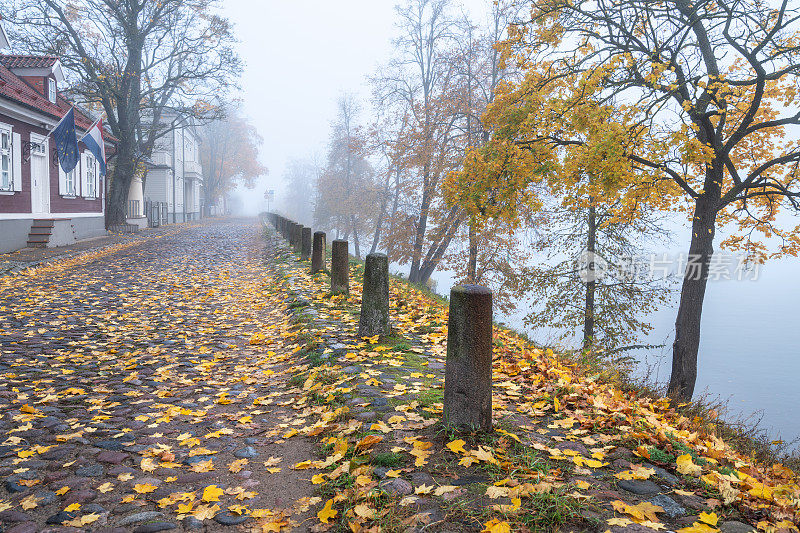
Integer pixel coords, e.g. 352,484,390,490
263,213,493,432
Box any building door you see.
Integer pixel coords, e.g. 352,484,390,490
30,136,50,215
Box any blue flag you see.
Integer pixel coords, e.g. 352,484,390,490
52,107,79,174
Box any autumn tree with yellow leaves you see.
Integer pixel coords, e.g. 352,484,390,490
452,0,800,400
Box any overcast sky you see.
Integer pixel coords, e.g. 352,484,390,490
222,0,486,213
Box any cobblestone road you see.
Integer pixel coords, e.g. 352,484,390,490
0,219,316,532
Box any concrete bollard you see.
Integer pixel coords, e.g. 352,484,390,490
330,240,349,295
311,231,326,273
443,284,493,432
357,253,390,337
301,227,312,261
291,223,301,250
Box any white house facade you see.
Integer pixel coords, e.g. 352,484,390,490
135,117,203,225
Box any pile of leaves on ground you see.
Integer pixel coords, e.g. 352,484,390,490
260,225,799,533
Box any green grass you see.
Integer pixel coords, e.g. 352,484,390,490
371,452,403,468
647,446,676,464
416,387,443,408
315,472,355,497
518,488,589,531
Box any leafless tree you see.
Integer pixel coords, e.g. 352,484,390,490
2,0,240,226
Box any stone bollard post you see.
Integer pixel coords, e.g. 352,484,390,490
301,227,312,261
443,285,493,431
291,223,301,250
311,231,326,273
357,253,390,337
330,240,349,295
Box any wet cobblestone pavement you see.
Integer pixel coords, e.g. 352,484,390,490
0,219,316,532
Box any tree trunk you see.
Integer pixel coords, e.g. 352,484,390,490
467,218,478,283
370,168,393,255
105,138,137,227
350,214,361,258
409,170,432,283
386,168,401,257
583,204,596,350
668,196,718,401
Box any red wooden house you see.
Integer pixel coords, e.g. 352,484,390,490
0,29,114,253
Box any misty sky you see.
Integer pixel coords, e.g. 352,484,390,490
222,0,486,213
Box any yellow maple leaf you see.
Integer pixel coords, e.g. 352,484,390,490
228,504,248,515
485,485,510,498
355,434,383,450
317,498,337,524
370,421,391,433
458,455,480,467
202,485,224,502
608,517,633,527
633,501,665,522
139,457,157,472
193,503,220,521
446,439,467,454
677,522,719,533
191,459,214,473
20,495,39,510
64,502,81,512
134,483,157,494
676,454,702,476
482,518,511,533
264,456,282,467
311,473,326,485
415,484,434,494
434,485,457,496
96,482,114,493
354,503,377,519
229,459,248,473
698,512,719,526
81,513,100,525
472,446,499,465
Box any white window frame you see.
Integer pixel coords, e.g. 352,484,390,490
57,142,79,198
0,125,11,192
64,167,76,196
84,153,97,198
48,78,57,103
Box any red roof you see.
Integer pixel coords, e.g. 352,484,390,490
0,56,112,141
0,55,58,69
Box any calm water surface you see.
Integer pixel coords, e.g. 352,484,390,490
426,254,800,447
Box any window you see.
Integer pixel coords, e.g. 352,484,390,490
0,129,11,191
31,141,46,157
64,167,76,196
84,154,97,198
48,78,56,103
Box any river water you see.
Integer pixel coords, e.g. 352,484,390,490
423,242,800,450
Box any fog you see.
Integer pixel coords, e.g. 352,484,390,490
221,0,487,215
